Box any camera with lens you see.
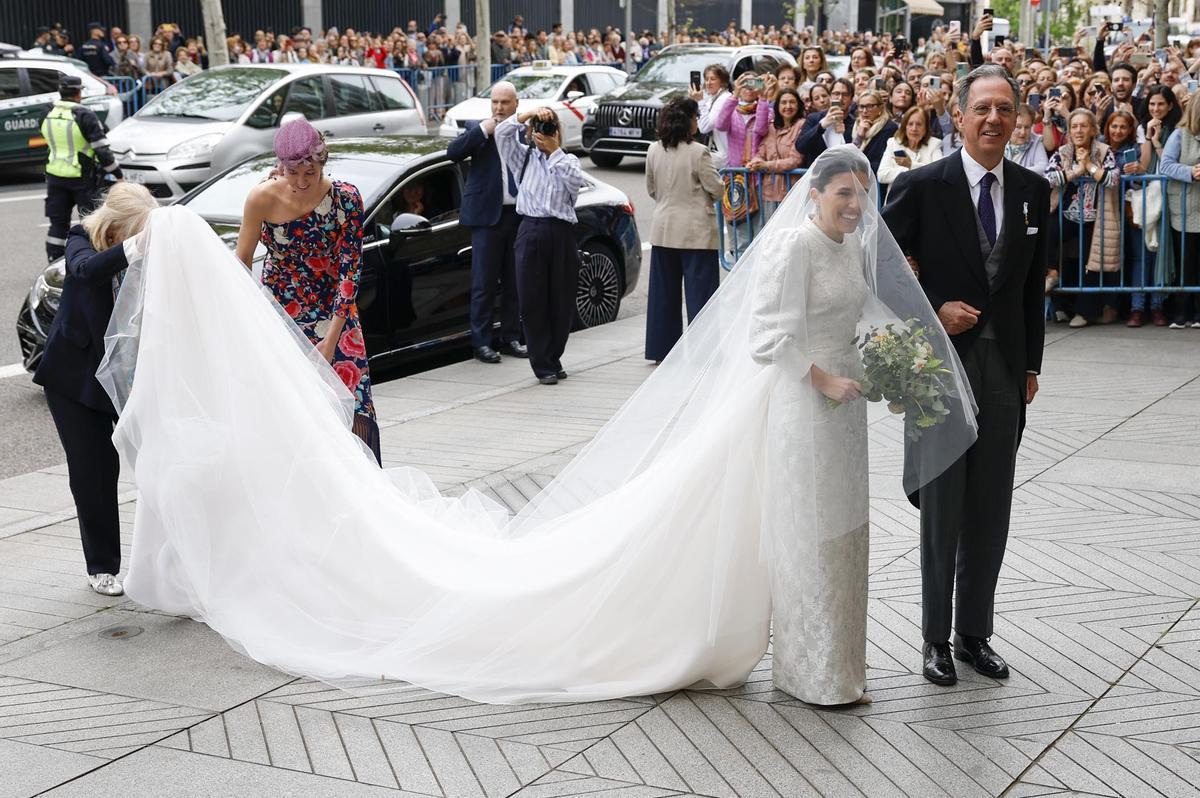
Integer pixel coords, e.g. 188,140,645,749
532,117,559,136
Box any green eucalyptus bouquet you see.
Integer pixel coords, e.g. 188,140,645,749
841,319,955,442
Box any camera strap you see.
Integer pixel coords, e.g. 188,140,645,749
519,142,533,184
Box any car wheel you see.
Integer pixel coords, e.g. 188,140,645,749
574,243,622,329
589,151,623,168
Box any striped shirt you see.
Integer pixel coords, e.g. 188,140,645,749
494,116,583,224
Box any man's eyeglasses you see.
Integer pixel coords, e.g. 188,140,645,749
968,103,1016,117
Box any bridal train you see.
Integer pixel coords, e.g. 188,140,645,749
98,147,976,705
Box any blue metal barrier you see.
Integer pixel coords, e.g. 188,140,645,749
714,167,1198,301
716,167,886,270
1050,173,1193,296
106,75,146,120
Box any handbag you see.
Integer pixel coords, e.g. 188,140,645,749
1129,178,1163,252
722,118,759,222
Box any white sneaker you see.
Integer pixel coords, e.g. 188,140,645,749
1191,322,1200,329
1068,314,1089,328
87,573,124,596
1170,321,1188,330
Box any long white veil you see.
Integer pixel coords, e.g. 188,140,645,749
97,145,976,704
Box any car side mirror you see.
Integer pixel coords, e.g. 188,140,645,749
566,90,584,101
392,213,432,234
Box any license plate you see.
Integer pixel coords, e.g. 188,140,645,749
609,127,641,138
123,170,145,183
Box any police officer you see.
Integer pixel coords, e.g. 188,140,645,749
78,23,115,76
41,74,123,262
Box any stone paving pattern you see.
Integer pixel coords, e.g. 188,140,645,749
1,316,1198,797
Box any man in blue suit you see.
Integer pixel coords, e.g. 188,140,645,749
447,81,527,363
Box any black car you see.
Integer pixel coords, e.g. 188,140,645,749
581,43,797,167
17,135,641,372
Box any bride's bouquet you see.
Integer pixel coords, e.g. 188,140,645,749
851,319,955,441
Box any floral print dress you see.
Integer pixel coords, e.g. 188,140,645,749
260,179,380,461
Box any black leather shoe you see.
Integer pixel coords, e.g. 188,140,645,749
555,370,568,380
923,642,957,686
502,340,528,358
474,346,501,364
954,635,1010,679
538,375,559,385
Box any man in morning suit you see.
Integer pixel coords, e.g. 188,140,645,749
882,65,1049,686
446,81,527,364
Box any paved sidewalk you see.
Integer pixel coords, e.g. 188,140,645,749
1,315,1199,797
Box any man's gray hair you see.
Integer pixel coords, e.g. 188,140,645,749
955,64,1020,114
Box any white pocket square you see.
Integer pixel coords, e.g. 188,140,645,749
1026,226,1039,235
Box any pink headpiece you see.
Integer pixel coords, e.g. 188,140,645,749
274,117,327,168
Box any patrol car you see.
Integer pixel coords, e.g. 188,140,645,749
0,56,123,166
438,63,627,151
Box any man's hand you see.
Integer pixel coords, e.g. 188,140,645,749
531,108,560,155
1025,373,1039,404
937,301,982,335
480,115,500,135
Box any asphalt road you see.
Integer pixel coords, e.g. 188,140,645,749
0,154,653,481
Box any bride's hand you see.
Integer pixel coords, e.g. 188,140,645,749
812,369,862,403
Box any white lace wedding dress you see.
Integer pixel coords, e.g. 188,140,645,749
98,147,975,705
751,220,870,704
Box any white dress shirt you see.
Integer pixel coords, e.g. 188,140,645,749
482,120,518,205
494,116,583,224
960,147,1004,234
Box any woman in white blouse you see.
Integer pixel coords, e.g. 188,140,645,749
876,105,943,191
690,64,733,168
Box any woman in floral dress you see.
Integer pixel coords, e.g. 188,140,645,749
236,118,380,463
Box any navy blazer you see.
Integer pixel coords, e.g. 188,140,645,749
447,120,507,228
33,225,130,414
794,110,853,164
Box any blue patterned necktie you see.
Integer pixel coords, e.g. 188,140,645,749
506,164,518,199
978,172,997,247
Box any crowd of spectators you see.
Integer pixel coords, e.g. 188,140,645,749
25,14,1200,328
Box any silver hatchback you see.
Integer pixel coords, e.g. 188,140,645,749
107,64,424,200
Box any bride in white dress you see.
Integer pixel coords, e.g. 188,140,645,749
750,161,874,705
96,147,976,704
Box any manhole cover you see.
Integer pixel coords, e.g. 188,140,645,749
98,625,143,640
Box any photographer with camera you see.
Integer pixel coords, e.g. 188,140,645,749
494,107,584,385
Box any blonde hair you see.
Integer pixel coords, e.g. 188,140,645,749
1179,87,1200,135
81,182,158,251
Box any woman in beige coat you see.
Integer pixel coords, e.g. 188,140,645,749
645,97,725,362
